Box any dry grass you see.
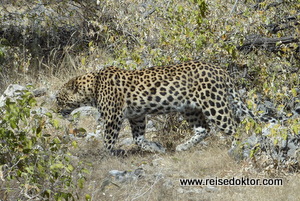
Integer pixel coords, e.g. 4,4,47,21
68,135,300,201
1,0,299,200
58,115,300,201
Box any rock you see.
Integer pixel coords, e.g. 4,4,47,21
0,85,48,108
32,88,47,97
86,132,101,140
229,122,300,171
146,120,158,132
33,107,51,116
120,137,134,146
205,185,219,192
177,187,204,194
146,120,156,131
0,84,26,107
109,170,127,178
71,106,101,120
152,157,164,166
95,125,103,135
109,168,144,183
229,134,261,160
48,92,57,102
163,179,174,189
287,141,298,157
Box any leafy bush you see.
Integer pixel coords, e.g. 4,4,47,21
0,90,89,200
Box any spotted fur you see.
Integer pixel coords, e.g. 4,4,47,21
56,60,276,155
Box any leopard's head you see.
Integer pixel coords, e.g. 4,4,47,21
56,76,95,116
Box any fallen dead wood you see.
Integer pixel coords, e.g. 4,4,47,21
264,14,300,34
237,34,299,53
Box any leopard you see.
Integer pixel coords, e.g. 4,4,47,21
56,60,278,155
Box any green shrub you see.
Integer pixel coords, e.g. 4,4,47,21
0,89,89,200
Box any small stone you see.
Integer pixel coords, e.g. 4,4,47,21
205,185,218,192
32,88,47,97
71,106,101,120
120,138,133,146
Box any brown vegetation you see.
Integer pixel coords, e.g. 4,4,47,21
1,0,300,200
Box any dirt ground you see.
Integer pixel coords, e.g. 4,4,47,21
69,124,300,201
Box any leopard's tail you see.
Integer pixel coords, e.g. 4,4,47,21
225,76,281,124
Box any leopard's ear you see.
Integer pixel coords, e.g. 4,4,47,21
65,78,79,93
